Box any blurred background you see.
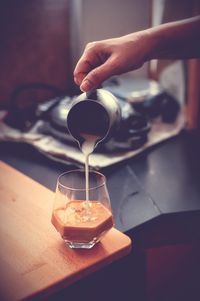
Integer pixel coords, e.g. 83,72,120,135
0,0,199,127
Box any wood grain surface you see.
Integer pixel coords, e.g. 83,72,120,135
0,161,131,300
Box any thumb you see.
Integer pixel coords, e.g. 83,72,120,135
80,59,118,92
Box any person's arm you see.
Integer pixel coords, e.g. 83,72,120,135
147,16,200,60
74,16,200,92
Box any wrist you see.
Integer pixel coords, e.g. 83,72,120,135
143,27,161,61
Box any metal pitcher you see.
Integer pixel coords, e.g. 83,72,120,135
67,89,121,149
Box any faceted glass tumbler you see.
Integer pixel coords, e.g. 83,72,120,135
51,170,114,249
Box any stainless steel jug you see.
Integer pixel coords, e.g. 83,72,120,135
67,89,121,149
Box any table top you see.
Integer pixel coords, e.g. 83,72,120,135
0,161,131,301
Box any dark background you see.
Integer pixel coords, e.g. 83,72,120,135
0,0,74,108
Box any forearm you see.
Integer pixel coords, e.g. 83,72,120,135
145,16,200,60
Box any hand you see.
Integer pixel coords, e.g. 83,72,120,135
74,31,151,92
73,16,200,92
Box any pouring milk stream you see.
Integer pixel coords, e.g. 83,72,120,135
67,88,121,208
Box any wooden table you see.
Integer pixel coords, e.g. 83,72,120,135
0,161,131,300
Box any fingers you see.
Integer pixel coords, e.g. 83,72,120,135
74,43,102,87
80,57,120,91
74,42,117,91
74,58,94,86
74,40,121,91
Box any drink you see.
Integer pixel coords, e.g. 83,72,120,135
51,200,113,243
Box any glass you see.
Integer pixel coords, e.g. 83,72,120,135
51,169,114,249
